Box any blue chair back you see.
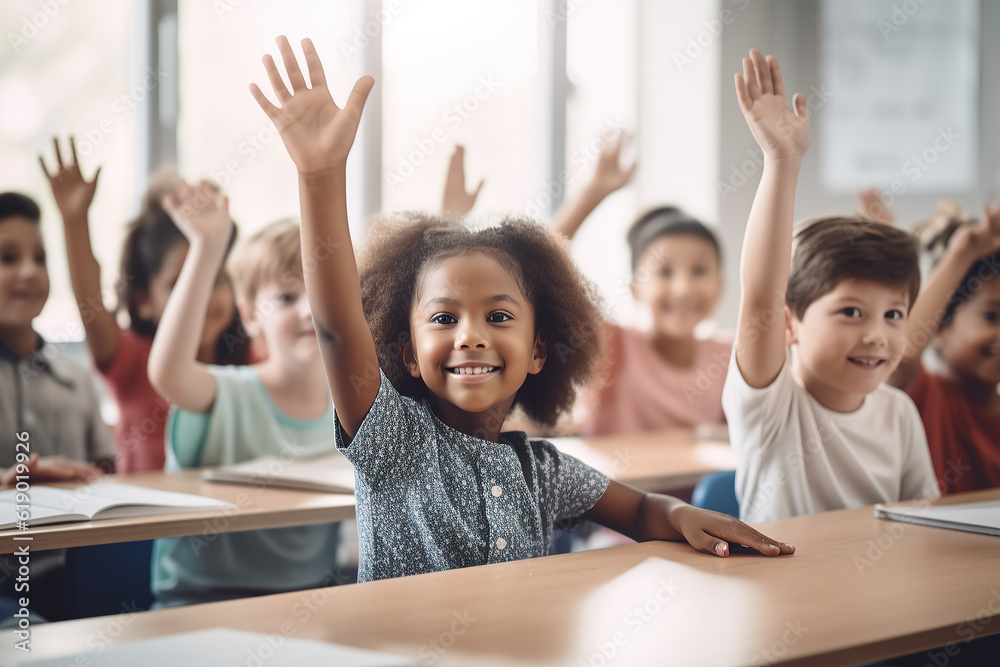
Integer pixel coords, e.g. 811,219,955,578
63,540,154,619
691,470,739,518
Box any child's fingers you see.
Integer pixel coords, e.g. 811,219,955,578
38,154,53,180
249,83,280,119
718,520,794,556
985,201,1000,233
617,131,632,155
276,35,308,92
263,54,292,104
176,179,193,201
91,166,102,187
750,49,771,95
471,179,484,198
69,135,80,167
742,56,759,101
624,161,638,182
684,528,732,557
767,55,786,99
734,73,752,113
345,76,376,118
793,92,809,119
161,193,180,219
301,38,327,89
53,136,65,170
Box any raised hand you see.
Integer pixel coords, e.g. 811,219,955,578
952,199,1000,260
734,50,810,162
589,131,637,198
250,36,374,175
441,145,484,217
857,187,895,225
39,136,101,224
161,180,232,249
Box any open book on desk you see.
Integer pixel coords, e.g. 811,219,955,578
875,498,1000,537
0,483,237,530
203,452,356,494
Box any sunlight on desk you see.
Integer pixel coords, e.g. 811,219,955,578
574,556,760,666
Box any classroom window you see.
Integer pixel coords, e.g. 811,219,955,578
0,0,135,340
175,0,366,239
380,0,548,216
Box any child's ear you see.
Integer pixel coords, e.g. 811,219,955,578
237,301,260,339
784,304,798,346
528,334,546,375
402,343,422,378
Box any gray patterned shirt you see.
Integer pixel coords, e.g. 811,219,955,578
335,371,611,582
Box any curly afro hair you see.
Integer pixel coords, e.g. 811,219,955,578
358,211,607,427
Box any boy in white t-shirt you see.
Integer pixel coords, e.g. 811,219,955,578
722,51,940,523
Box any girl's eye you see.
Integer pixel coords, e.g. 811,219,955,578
841,307,862,318
657,268,672,278
35,253,46,266
984,310,999,323
278,293,296,305
692,266,709,277
0,253,16,264
487,311,512,323
431,313,456,325
885,309,904,320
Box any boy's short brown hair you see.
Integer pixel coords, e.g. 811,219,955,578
786,217,921,319
228,218,303,307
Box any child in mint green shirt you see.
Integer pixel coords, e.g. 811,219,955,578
147,209,342,607
153,364,340,607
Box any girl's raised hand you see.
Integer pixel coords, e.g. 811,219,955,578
441,145,484,217
251,36,374,175
589,131,637,198
39,136,101,225
161,180,232,249
734,50,810,162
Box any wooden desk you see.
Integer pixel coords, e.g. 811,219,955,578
9,489,996,666
0,472,355,554
1,431,723,554
552,429,736,491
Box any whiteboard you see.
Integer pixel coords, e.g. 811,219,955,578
820,0,979,193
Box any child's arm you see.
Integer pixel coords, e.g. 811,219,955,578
147,180,233,413
584,480,794,557
441,145,484,217
733,51,810,388
889,201,1000,389
39,137,121,369
0,454,102,486
250,36,377,436
550,132,636,240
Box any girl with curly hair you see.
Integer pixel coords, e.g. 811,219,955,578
251,36,794,582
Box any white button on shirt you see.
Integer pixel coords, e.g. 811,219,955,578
496,538,507,550
491,485,503,497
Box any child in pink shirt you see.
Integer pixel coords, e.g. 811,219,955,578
41,139,252,472
549,141,730,434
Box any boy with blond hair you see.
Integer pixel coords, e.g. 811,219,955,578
148,183,339,607
723,51,939,523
